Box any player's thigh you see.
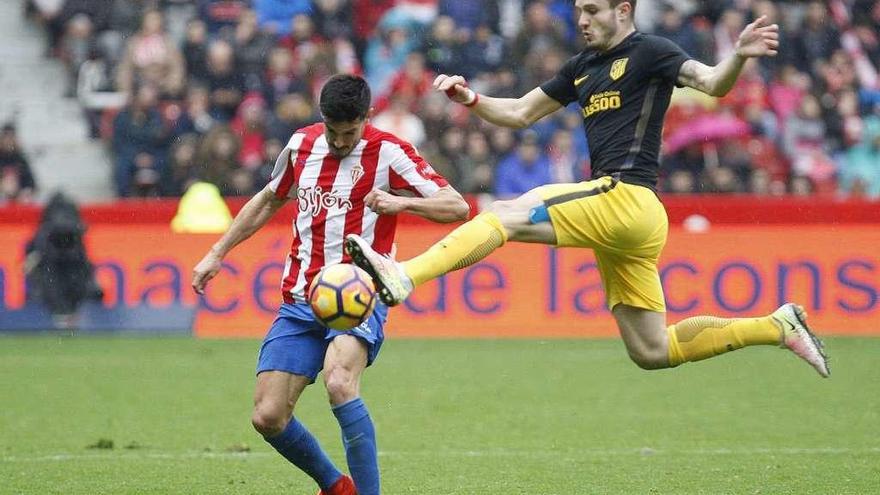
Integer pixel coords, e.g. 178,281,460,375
532,176,620,249
595,251,666,313
322,335,369,403
256,313,329,382
324,334,369,374
322,305,387,400
538,177,667,252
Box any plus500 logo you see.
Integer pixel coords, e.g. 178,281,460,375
297,186,353,216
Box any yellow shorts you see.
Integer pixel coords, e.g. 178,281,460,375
534,176,669,312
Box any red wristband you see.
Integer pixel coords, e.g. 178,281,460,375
463,92,479,107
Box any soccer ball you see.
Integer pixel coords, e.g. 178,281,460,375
308,263,377,330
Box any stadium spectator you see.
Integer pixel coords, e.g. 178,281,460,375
111,84,169,197
461,129,495,194
196,124,240,190
0,124,37,204
839,106,880,199
254,0,310,36
199,0,250,35
312,0,353,41
39,0,110,57
547,128,586,184
230,92,268,169
783,94,836,184
58,13,94,97
653,3,701,61
115,9,186,98
261,47,306,107
714,8,746,61
168,84,218,138
494,130,551,197
76,46,125,138
437,0,498,34
204,39,244,120
458,23,508,79
373,52,434,114
98,0,143,66
791,1,840,75
266,92,317,143
665,169,697,194
162,134,201,197
161,0,198,46
182,18,210,83
277,14,324,70
419,91,452,139
511,2,567,70
420,15,460,77
232,8,276,93
116,10,186,98
363,16,418,95
349,0,395,60
371,93,426,147
768,64,809,127
431,126,469,191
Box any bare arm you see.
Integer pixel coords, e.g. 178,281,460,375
677,15,779,97
192,185,288,294
433,75,562,129
365,186,470,223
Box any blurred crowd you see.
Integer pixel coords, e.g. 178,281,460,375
14,0,880,201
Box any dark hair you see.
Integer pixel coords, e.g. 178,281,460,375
319,74,371,123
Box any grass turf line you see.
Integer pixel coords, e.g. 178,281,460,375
0,337,877,494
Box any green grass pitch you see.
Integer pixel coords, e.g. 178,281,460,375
1,336,878,494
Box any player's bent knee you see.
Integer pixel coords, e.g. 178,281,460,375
626,347,670,370
251,403,290,437
323,366,358,404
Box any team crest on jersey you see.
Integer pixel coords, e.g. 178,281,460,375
350,163,364,185
610,58,629,81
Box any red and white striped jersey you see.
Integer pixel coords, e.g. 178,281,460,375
268,123,448,304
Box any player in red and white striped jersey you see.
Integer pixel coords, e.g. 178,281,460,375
268,119,449,305
192,75,468,495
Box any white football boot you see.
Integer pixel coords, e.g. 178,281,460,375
772,303,830,378
344,234,413,306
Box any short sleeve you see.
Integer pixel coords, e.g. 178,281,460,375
539,55,581,106
380,139,448,198
646,35,692,85
267,132,305,198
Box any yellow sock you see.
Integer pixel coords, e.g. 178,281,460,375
403,212,508,286
666,315,782,366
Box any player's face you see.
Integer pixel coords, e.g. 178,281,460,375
575,0,625,51
324,118,366,158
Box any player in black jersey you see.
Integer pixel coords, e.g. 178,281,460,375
345,0,829,377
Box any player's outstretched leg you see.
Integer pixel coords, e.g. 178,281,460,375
665,303,829,377
345,211,508,306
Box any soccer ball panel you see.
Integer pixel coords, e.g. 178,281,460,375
308,263,377,330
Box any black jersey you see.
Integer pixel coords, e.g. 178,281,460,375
540,32,691,191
